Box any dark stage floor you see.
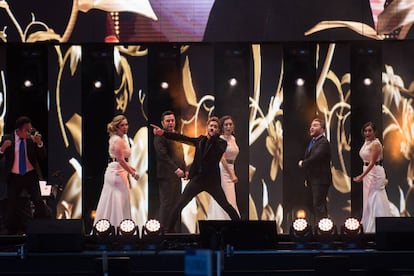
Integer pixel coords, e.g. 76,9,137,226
1,233,414,275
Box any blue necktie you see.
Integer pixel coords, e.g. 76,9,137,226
307,139,315,152
19,139,26,175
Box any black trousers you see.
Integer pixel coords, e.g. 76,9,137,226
166,174,240,232
158,177,182,232
305,184,331,225
6,171,51,234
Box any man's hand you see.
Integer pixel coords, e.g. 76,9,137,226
150,124,164,136
31,131,43,146
174,168,185,178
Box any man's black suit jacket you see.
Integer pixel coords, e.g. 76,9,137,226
301,135,332,186
153,134,186,179
163,132,227,180
0,133,46,179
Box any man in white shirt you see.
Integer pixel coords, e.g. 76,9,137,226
0,116,51,234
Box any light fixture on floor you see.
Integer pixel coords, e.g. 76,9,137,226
116,219,139,250
92,219,115,250
141,219,163,250
340,217,364,248
118,219,138,236
315,217,337,246
342,217,362,235
93,219,115,237
143,219,162,236
290,218,313,240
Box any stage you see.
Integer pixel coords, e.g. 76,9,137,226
1,233,414,275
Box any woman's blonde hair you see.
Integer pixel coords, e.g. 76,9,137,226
107,114,127,135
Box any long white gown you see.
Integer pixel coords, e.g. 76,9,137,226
93,135,132,228
207,134,240,219
359,138,398,233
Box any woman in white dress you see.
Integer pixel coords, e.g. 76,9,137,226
207,115,240,219
93,115,139,228
353,121,396,233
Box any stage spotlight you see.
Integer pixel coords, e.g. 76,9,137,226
342,217,362,235
93,219,115,237
295,78,305,86
340,217,364,248
228,78,238,87
141,219,163,250
315,218,337,246
160,81,169,89
94,80,103,89
143,219,162,236
290,218,313,245
317,218,335,233
23,79,34,88
363,77,372,86
293,218,310,232
118,219,138,236
116,219,139,250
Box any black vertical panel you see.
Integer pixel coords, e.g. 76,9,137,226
147,44,181,220
214,43,250,220
350,42,382,219
283,43,316,229
6,44,48,177
81,44,114,231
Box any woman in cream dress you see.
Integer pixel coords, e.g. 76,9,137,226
93,115,139,228
207,115,240,219
353,121,398,233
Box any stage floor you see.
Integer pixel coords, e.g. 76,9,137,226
0,234,414,275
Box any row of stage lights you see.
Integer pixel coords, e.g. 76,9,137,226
91,218,201,251
92,217,366,250
93,218,161,238
290,217,365,248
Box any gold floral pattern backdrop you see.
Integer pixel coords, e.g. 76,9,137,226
0,1,414,234
0,42,413,234
382,41,414,217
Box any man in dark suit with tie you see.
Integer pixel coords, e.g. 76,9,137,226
151,116,240,232
0,116,51,234
153,111,187,232
298,118,332,224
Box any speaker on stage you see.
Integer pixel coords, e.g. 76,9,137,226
198,220,278,250
376,217,414,250
27,219,85,252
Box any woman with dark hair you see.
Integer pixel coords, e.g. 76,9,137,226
353,121,398,232
207,115,240,219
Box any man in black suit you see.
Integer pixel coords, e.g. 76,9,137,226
0,116,51,234
153,111,186,232
298,118,332,224
151,116,240,232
